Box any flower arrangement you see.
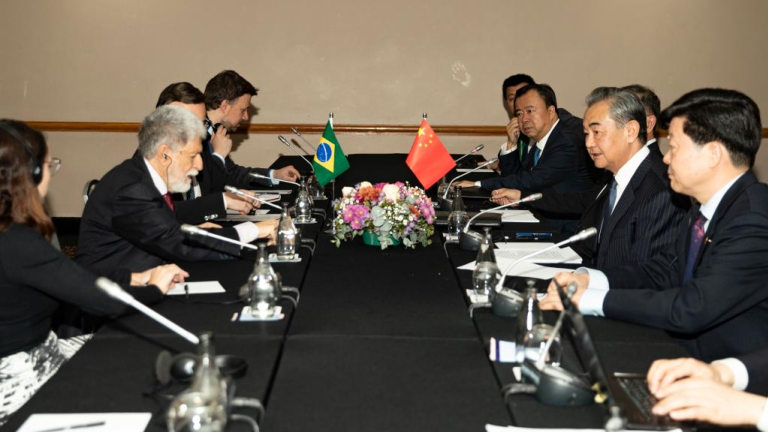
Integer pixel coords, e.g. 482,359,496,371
332,181,436,249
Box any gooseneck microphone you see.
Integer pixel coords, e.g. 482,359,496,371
95,278,200,345
278,135,315,172
291,127,317,154
442,157,499,200
180,223,260,251
459,193,543,251
454,144,485,164
224,185,282,210
248,171,300,187
494,227,598,293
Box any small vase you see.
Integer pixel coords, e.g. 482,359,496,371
362,231,401,247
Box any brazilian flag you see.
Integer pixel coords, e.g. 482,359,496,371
312,120,349,187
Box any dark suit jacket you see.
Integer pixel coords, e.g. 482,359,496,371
736,347,768,396
601,172,768,361
646,139,662,159
482,114,595,195
528,150,688,269
196,125,271,196
76,153,242,273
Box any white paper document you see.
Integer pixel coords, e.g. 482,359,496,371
495,243,582,264
18,412,152,432
486,425,682,432
487,209,540,223
167,281,226,296
458,260,570,280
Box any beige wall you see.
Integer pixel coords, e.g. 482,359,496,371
0,0,766,216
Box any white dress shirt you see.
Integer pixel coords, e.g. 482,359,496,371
578,173,746,316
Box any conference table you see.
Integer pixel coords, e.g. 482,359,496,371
5,154,690,432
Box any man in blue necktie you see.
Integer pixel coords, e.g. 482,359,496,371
542,88,768,362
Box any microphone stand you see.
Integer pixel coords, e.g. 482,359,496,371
278,135,326,200
181,224,260,251
291,127,317,154
439,157,498,211
95,278,200,345
459,193,542,251
454,144,485,165
248,172,300,187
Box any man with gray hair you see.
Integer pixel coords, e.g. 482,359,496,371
77,105,277,273
491,87,687,269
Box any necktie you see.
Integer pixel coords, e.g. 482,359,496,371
532,144,541,167
683,212,707,284
598,178,617,243
163,192,175,211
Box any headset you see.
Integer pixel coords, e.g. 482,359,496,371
0,121,43,184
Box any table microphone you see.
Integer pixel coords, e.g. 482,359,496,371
278,135,315,172
248,172,300,187
291,127,317,153
494,227,597,293
95,277,200,345
180,224,260,251
454,144,485,164
224,185,282,210
459,193,542,251
442,157,499,200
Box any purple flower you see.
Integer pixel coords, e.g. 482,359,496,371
343,204,370,230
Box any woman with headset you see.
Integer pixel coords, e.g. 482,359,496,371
0,120,188,424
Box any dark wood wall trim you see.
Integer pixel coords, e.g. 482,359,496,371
23,121,769,138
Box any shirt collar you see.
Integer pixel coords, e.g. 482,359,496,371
530,119,560,152
645,138,657,147
614,146,650,191
142,157,168,195
699,173,744,222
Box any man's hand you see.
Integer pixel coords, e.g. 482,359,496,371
274,166,301,182
647,357,735,396
146,264,189,294
197,222,222,229
539,272,590,311
506,117,521,149
224,190,260,214
652,378,765,427
491,188,521,205
455,180,477,189
256,219,279,246
210,126,233,158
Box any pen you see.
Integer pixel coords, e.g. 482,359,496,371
33,421,106,432
184,283,189,300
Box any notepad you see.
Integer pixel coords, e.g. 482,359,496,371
167,281,226,296
495,243,582,264
458,260,571,280
17,413,152,432
487,209,540,223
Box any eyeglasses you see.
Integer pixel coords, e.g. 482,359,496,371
48,157,61,176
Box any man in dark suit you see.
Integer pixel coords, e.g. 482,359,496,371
492,74,586,171
155,82,259,224
492,87,687,269
457,84,594,195
76,105,278,273
621,84,663,158
543,88,768,362
192,70,300,198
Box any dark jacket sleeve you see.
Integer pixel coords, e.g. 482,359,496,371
174,192,227,225
225,157,271,189
737,347,768,396
479,132,581,192
527,186,601,219
111,182,242,261
602,209,767,335
4,226,163,317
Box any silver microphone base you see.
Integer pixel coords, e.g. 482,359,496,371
459,230,484,251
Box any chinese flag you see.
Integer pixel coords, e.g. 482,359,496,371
406,119,456,189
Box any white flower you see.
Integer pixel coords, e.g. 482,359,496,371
359,181,373,188
342,186,355,198
382,184,401,201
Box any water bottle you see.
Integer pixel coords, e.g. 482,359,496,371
248,244,281,318
295,178,313,223
167,332,228,432
472,228,501,296
515,281,543,363
447,186,468,235
277,202,297,260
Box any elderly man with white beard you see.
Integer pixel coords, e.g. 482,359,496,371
76,105,277,273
